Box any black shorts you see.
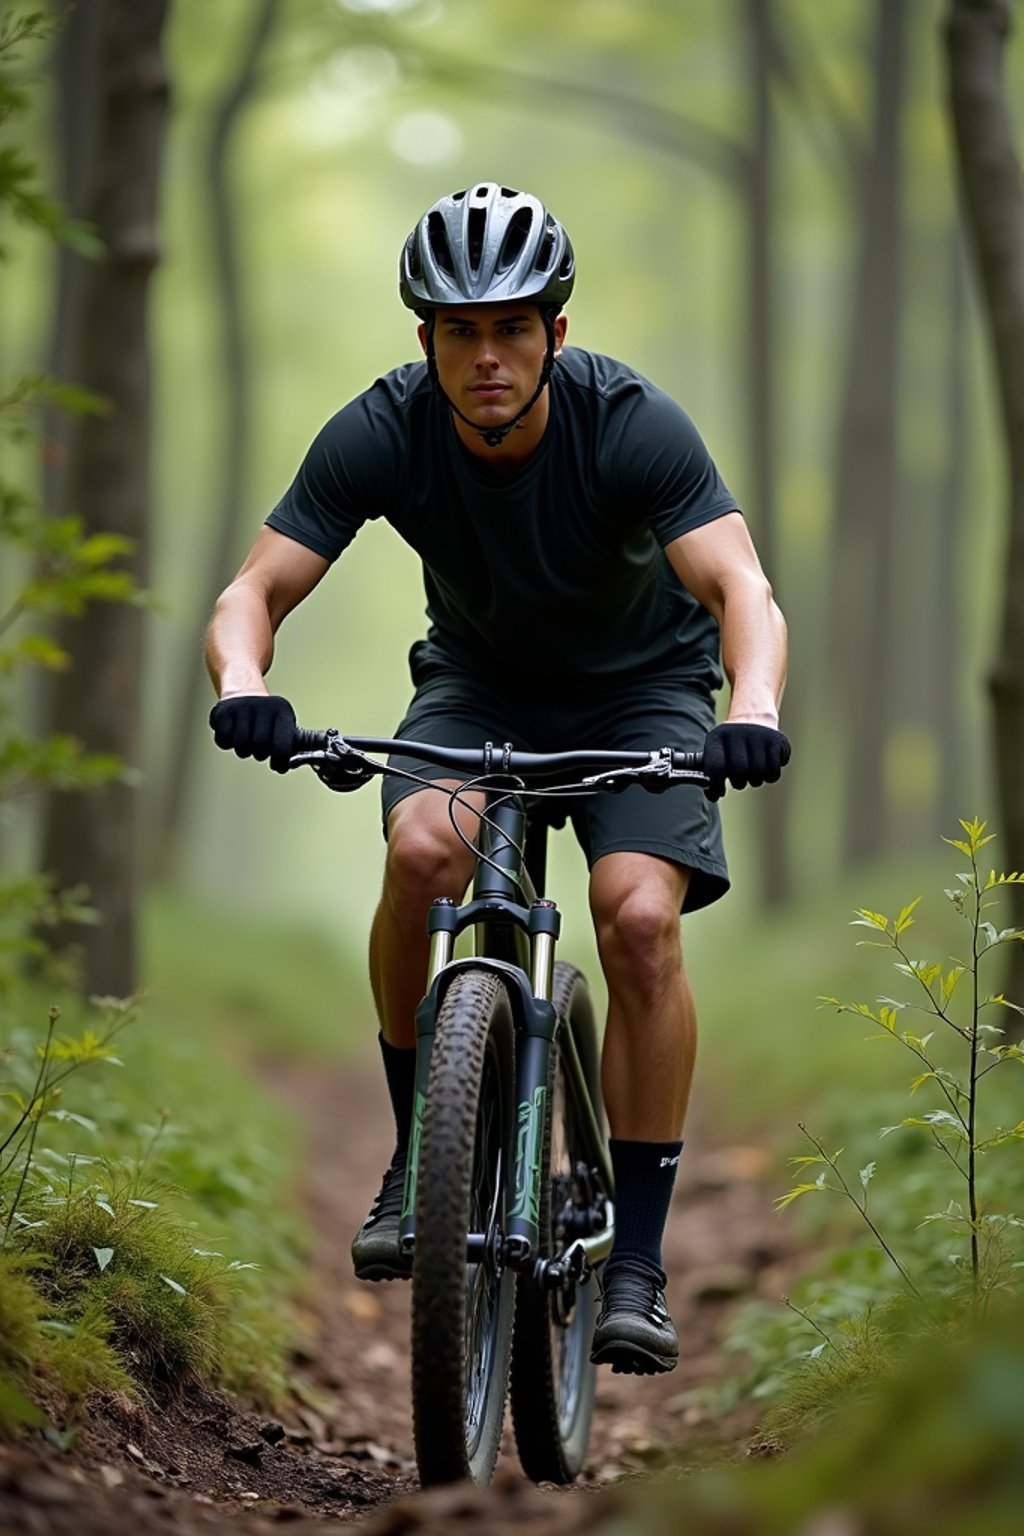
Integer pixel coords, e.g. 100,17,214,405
380,664,729,915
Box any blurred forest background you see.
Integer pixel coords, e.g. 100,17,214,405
3,0,1024,1065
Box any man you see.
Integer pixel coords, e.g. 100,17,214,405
207,183,789,1377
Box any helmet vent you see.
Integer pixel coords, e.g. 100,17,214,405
536,230,555,273
467,206,486,272
498,206,532,272
426,211,454,277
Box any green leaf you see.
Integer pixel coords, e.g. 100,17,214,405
92,1246,113,1272
942,966,966,1002
0,1377,46,1429
894,898,922,935
774,1183,827,1212
859,1161,876,1188
851,909,890,932
159,1274,188,1296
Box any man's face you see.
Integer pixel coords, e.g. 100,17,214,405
418,302,567,432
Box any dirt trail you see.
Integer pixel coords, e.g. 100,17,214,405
0,1053,802,1535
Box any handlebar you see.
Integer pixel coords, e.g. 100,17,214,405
288,730,706,791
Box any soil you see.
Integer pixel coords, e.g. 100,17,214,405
0,1052,805,1535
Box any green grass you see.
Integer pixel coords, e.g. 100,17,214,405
1,983,308,1417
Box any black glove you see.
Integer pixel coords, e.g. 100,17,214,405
703,722,791,802
209,694,298,775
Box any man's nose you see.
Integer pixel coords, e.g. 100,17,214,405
473,335,500,368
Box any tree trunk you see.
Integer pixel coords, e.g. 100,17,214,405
945,0,1024,1006
934,226,968,835
746,0,791,905
830,0,907,867
155,0,277,872
39,0,170,996
41,0,104,520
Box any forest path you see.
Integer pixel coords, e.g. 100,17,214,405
0,1050,803,1535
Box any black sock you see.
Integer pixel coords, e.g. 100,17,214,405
607,1137,683,1276
379,1033,417,1156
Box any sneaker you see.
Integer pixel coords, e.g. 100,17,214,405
589,1259,679,1375
351,1151,411,1282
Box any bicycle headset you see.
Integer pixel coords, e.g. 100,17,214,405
399,182,575,449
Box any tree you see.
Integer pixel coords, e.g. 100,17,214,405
157,0,278,868
38,0,170,995
945,0,1024,1004
829,0,908,867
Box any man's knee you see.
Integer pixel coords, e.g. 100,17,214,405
590,856,688,976
384,792,475,909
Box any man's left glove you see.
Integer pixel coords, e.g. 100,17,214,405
702,722,791,803
209,694,298,775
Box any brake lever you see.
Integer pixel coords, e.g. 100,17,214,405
580,748,708,794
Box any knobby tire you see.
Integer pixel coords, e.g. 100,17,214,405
509,962,604,1483
411,969,516,1487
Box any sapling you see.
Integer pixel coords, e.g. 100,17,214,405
780,818,1024,1307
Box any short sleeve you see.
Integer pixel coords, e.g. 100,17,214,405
612,385,738,547
265,387,404,562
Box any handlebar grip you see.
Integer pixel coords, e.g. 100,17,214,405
294,727,331,753
671,749,704,772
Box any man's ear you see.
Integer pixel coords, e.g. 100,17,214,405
417,321,428,356
553,313,568,356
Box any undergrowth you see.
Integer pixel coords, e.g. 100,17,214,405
0,992,305,1428
717,819,1024,1446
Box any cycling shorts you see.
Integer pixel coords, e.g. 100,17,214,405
380,662,729,914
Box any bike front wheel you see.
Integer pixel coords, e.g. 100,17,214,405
510,962,605,1483
411,969,517,1487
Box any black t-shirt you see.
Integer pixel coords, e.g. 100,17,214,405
267,347,738,694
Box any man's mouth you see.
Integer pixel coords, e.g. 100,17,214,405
469,383,510,396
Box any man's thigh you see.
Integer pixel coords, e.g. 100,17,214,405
562,680,729,915
380,672,540,835
379,667,729,915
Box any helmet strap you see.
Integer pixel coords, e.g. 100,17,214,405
423,309,558,450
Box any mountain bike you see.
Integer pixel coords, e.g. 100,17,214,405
287,729,707,1488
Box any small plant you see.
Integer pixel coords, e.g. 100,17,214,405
720,821,1024,1445
780,818,1024,1311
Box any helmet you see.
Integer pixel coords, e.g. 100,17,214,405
399,183,575,312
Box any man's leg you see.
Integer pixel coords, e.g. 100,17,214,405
588,850,693,1373
353,783,480,1281
368,782,481,1049
591,852,694,1139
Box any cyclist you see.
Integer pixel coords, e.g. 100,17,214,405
207,183,789,1377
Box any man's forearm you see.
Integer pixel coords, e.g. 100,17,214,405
205,581,276,699
720,572,787,726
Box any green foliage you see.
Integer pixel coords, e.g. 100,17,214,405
628,1309,1024,1535
0,7,139,992
0,11,100,258
723,821,1024,1445
0,991,304,1417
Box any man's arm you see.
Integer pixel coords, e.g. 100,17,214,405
664,511,787,725
206,526,330,699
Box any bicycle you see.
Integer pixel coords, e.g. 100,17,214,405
286,728,707,1488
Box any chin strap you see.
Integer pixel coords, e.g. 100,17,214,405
423,310,558,449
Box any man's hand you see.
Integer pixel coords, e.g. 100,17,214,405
209,694,298,775
703,722,791,802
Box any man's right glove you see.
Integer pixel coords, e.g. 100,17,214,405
209,694,298,775
702,722,791,803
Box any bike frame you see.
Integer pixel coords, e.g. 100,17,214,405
399,786,615,1278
